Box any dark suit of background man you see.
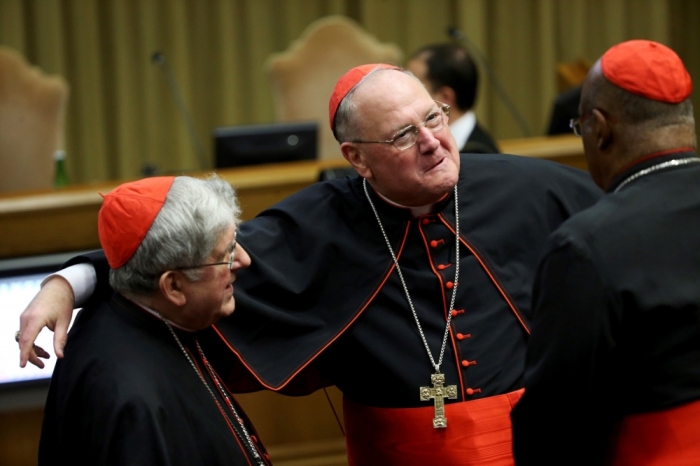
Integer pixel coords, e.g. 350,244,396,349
511,39,700,465
408,42,500,154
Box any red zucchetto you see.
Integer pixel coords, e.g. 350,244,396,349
328,63,400,133
601,40,692,103
98,176,175,269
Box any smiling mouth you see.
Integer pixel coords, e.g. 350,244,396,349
426,157,445,172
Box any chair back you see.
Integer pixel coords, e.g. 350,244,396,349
266,15,403,160
0,46,68,193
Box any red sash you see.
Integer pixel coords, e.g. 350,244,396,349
344,389,524,466
607,397,700,466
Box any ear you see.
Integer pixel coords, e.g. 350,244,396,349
591,109,613,151
433,86,457,107
159,271,187,307
340,142,372,179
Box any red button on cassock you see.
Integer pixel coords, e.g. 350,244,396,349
430,240,439,248
422,218,430,225
466,388,475,395
461,360,471,367
446,281,454,289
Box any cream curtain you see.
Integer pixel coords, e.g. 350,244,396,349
0,0,697,185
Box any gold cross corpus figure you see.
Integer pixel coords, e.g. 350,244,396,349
420,372,458,428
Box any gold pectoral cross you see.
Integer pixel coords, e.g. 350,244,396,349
420,372,458,428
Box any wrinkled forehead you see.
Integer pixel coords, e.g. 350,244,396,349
353,70,435,124
354,69,429,101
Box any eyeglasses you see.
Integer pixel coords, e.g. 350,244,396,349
570,112,592,136
352,101,450,151
176,232,237,272
570,109,616,136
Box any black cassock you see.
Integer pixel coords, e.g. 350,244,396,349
215,153,602,405
512,151,700,465
39,293,270,466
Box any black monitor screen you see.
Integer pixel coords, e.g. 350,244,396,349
0,252,84,390
214,121,318,168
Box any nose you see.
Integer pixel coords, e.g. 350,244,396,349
232,243,252,271
415,125,440,154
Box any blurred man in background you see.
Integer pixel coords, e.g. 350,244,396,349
408,42,499,154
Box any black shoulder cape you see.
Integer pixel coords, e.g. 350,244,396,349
216,153,602,393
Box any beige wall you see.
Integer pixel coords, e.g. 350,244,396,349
0,0,698,186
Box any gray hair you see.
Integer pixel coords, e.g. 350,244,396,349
333,67,420,143
614,90,695,128
110,174,241,297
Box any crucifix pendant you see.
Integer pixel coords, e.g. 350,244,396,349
420,372,458,428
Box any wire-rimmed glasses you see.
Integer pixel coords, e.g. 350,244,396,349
352,101,451,151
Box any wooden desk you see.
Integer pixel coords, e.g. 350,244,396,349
0,158,350,259
0,135,585,260
500,134,587,171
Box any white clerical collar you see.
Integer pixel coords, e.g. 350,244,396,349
449,110,476,151
376,190,434,217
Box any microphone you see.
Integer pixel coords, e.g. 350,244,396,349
447,28,533,137
151,51,208,171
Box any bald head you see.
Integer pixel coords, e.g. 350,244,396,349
334,67,421,143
